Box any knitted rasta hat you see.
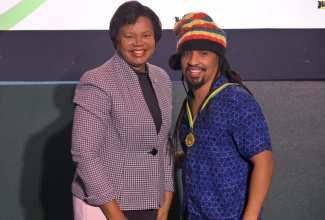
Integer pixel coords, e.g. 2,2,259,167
169,12,227,70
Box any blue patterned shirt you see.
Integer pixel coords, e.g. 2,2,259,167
179,76,272,220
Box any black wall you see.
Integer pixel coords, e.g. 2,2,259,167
1,29,325,81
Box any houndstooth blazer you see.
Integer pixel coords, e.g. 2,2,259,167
71,53,174,210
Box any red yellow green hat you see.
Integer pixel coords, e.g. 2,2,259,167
169,12,227,70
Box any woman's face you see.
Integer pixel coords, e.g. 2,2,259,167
117,16,156,72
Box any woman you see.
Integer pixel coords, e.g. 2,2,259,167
71,2,174,220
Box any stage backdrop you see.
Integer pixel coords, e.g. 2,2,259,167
0,0,325,81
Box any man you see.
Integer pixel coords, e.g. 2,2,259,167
170,12,274,220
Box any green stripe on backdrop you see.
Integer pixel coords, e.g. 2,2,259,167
0,0,46,30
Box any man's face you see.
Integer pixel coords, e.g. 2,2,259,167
181,50,219,90
116,16,156,72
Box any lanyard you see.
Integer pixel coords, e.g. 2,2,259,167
186,82,237,130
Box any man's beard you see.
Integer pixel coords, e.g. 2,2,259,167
184,65,206,90
185,77,205,89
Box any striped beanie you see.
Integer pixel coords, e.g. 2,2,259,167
169,12,227,70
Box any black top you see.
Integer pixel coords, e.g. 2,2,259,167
134,69,162,134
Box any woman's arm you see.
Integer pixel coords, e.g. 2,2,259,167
100,200,127,220
156,191,173,220
72,78,117,205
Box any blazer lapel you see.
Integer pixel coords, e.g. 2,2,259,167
113,54,146,108
113,54,157,136
148,67,169,139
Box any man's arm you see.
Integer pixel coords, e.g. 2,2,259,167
242,150,274,220
174,151,185,169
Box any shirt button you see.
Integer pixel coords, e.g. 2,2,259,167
186,175,190,179
187,151,190,155
188,198,192,203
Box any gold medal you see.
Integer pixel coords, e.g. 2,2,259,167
185,132,195,147
183,83,236,148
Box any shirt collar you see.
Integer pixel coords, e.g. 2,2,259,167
211,75,230,90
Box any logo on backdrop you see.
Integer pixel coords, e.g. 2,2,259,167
318,1,325,9
0,0,46,30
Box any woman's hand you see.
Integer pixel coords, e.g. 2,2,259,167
156,191,173,220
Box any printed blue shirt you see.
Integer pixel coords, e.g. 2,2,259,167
179,76,272,220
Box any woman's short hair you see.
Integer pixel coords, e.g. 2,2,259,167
109,1,162,49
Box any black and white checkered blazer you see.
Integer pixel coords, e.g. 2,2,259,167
71,53,174,210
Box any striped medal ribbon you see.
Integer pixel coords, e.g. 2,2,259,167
185,82,237,147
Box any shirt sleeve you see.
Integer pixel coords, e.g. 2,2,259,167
71,73,118,205
230,90,272,159
162,75,175,192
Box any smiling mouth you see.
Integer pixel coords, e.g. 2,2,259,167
187,68,205,77
132,50,146,56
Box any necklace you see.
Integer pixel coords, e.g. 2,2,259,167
184,82,237,147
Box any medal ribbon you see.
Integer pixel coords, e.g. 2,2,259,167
186,82,238,130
